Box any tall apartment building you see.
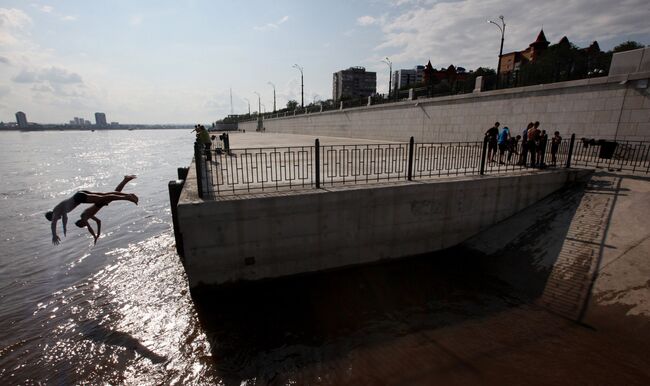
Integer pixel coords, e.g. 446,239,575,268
332,67,377,100
95,112,107,126
391,65,425,90
15,111,28,128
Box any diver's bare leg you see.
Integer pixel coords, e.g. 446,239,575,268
113,175,137,192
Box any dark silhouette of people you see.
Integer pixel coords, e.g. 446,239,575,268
46,189,138,245
551,131,562,166
485,122,500,163
75,175,137,244
527,121,541,167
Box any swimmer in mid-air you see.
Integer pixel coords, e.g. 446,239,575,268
75,175,137,244
45,176,138,245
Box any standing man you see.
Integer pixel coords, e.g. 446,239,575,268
550,131,562,166
485,122,500,163
519,122,533,166
527,121,541,167
195,124,212,161
497,126,511,164
537,129,549,167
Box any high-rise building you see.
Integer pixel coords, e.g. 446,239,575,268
95,112,107,127
332,67,377,101
392,65,425,90
15,111,28,128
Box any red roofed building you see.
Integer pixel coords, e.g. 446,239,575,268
499,29,550,74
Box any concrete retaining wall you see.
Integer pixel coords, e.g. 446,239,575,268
239,72,650,143
177,169,588,287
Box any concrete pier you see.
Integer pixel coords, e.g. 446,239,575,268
177,141,589,287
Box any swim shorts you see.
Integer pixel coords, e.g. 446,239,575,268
73,190,91,204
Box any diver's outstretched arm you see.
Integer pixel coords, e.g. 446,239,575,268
91,216,102,243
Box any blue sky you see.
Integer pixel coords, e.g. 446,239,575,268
1,0,648,124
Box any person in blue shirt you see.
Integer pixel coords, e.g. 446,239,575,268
497,126,510,164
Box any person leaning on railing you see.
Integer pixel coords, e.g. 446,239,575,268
194,124,212,160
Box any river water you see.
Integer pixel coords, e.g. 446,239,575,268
1,130,648,385
0,129,213,384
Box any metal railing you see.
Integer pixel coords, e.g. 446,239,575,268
319,142,410,187
570,138,650,174
194,135,650,198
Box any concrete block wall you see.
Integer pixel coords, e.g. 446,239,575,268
240,71,650,143
177,169,588,287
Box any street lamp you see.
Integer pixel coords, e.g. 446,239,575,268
243,97,250,115
267,82,276,112
261,103,266,114
381,57,392,99
487,15,506,89
293,64,304,108
253,91,261,115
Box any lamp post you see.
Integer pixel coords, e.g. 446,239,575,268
293,64,304,108
267,82,276,113
243,97,250,115
381,57,392,99
487,15,506,89
253,91,261,115
261,103,266,114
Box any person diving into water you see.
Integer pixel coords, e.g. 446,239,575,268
74,175,137,244
45,175,138,245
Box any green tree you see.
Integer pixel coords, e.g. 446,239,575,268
286,100,299,110
461,67,496,92
613,41,645,53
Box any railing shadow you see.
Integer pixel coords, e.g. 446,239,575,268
469,171,627,321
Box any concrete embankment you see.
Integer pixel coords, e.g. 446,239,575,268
177,168,589,288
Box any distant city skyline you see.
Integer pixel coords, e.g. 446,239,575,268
0,0,648,124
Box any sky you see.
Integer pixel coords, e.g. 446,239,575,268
0,0,648,124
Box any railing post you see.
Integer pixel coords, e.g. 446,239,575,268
480,136,488,175
407,136,414,181
566,133,576,168
168,179,185,258
194,141,204,198
315,138,320,189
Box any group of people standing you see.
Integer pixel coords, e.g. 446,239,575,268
485,121,562,168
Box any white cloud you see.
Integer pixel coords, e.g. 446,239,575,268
61,15,77,22
0,85,10,97
129,15,143,26
33,4,54,13
0,8,33,45
357,15,378,26
372,0,650,71
253,15,290,31
12,66,83,85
